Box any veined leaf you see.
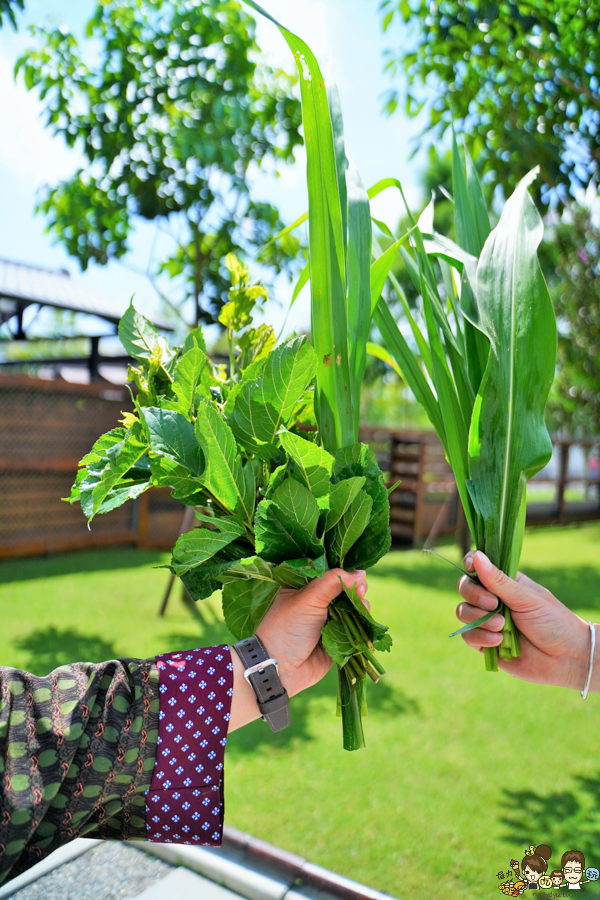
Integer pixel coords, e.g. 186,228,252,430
228,336,317,448
321,618,354,668
194,401,248,518
118,301,159,362
78,428,126,468
279,431,334,497
241,457,263,518
222,579,279,640
273,554,327,588
172,338,207,419
337,582,390,646
272,478,320,536
254,498,324,564
170,517,247,575
182,325,207,355
222,556,276,583
89,429,148,519
149,457,206,504
468,169,556,576
324,476,366,531
345,473,391,571
327,490,373,568
141,407,203,476
180,547,245,602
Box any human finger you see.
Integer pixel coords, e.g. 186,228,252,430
457,575,499,612
461,627,503,649
455,602,505,632
470,552,540,613
300,568,368,610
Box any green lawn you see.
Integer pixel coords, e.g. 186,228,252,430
2,524,600,899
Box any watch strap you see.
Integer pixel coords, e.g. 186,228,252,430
233,635,290,732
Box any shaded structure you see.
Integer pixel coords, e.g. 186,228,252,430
0,257,171,381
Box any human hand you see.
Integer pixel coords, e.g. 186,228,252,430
228,569,369,731
455,550,598,691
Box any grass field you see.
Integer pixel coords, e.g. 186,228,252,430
2,524,600,899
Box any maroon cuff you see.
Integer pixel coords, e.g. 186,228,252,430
146,645,234,845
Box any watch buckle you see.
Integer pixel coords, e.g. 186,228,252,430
243,657,279,683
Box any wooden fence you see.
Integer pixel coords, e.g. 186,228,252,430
1,374,599,558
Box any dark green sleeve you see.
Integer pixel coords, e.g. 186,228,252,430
0,657,160,886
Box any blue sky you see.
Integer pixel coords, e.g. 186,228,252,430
0,0,428,341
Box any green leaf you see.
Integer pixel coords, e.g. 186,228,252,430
78,428,126,468
170,516,247,575
180,545,247,602
222,579,279,640
89,429,148,519
241,457,263,519
194,401,248,518
271,478,320,535
228,336,317,448
321,618,354,668
344,473,391,571
278,431,334,497
254,498,324,564
149,457,207,504
182,325,207,355
337,582,390,646
346,157,372,431
140,407,204,476
324,476,366,531
326,490,373,568
221,556,277,583
172,339,207,418
272,554,328,588
118,301,160,362
468,169,556,576
449,608,497,638
244,0,355,454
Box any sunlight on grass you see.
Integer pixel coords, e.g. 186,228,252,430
1,524,600,898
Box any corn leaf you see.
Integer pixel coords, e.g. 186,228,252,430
467,169,556,575
245,0,354,453
346,157,372,429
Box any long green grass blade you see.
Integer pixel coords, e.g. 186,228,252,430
346,157,372,431
245,1,354,453
467,169,556,573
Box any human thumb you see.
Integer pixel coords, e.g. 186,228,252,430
470,551,538,613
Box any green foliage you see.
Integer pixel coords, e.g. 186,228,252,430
379,0,600,204
375,140,557,671
0,0,23,29
544,207,600,436
70,264,392,747
16,0,303,325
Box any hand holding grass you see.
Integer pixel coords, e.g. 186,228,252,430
456,551,599,692
229,569,368,731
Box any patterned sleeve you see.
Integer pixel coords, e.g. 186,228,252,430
0,645,233,888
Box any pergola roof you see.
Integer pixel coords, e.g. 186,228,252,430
0,256,172,330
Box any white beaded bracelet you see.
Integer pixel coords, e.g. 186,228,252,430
581,621,596,700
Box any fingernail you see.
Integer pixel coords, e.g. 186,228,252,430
464,554,474,572
474,551,492,573
353,569,366,576
489,633,503,646
358,584,366,597
479,593,499,611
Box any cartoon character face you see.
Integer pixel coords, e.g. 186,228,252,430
551,874,563,886
564,863,583,885
523,865,542,884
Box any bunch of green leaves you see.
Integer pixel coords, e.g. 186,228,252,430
370,137,557,671
69,259,392,749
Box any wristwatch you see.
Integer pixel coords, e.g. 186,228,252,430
233,635,290,732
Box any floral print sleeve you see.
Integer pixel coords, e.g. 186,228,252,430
0,645,233,887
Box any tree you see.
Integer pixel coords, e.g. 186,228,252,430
545,207,600,435
379,0,600,205
17,0,302,326
0,0,23,28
